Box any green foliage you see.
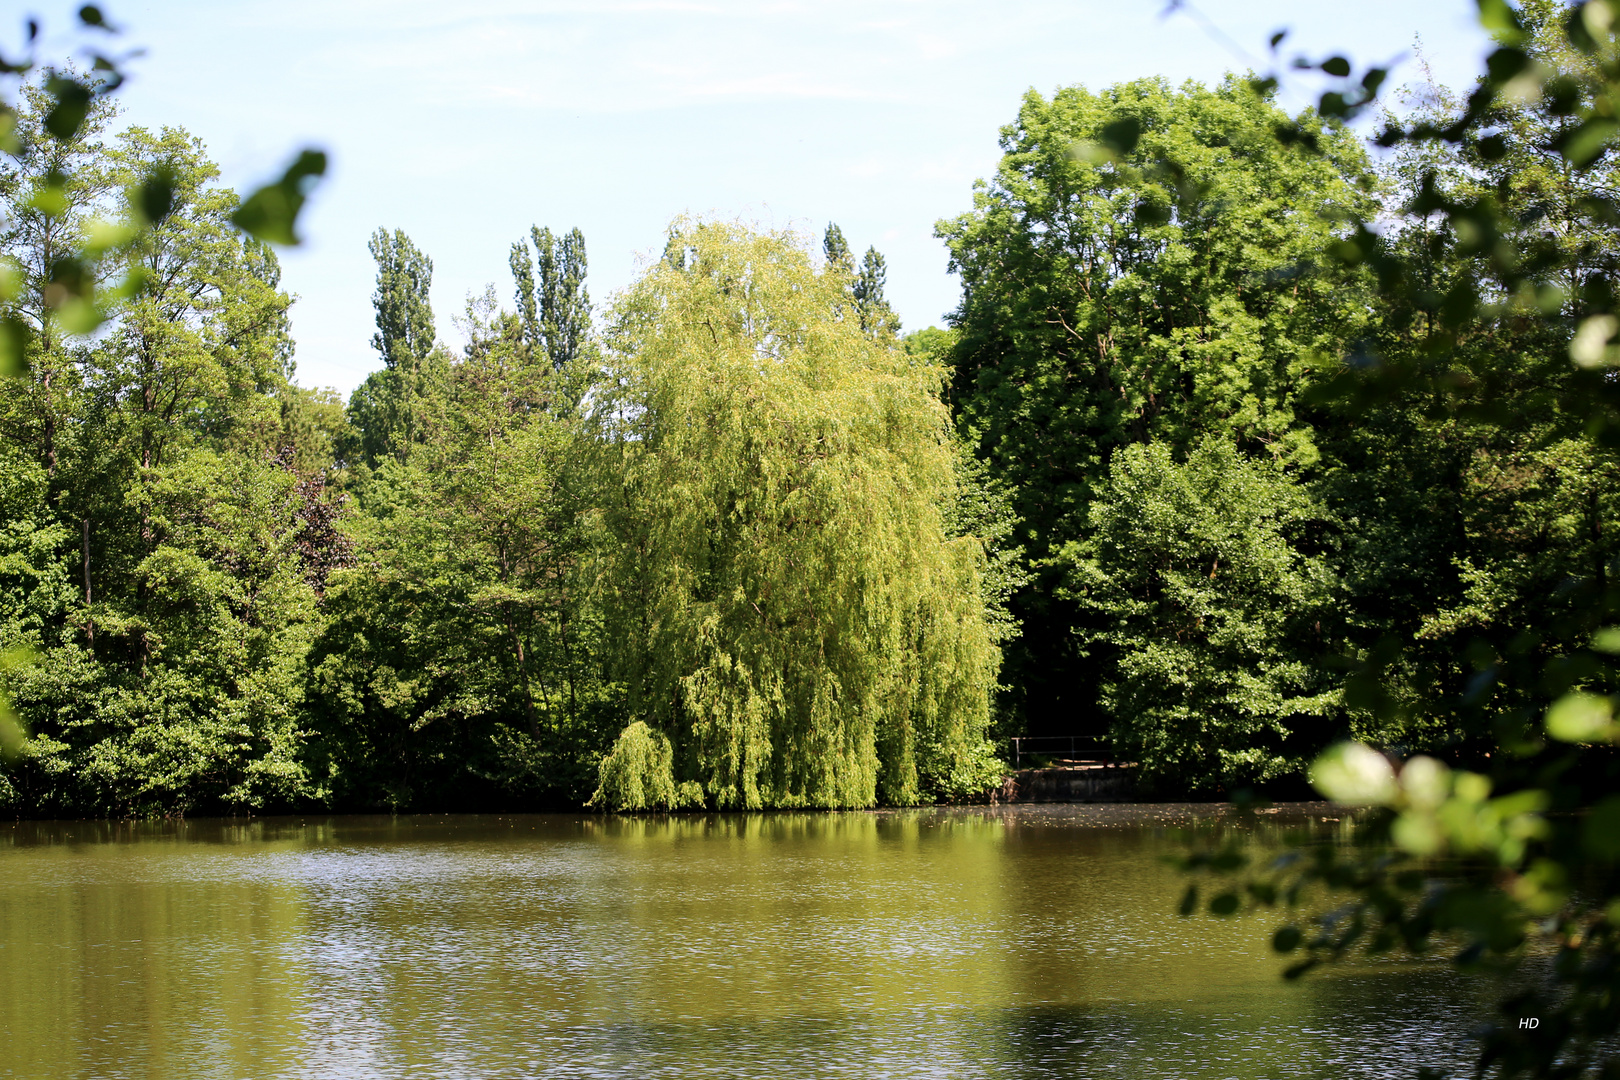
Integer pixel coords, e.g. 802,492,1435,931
308,284,613,810
1061,439,1337,792
0,12,323,374
1168,3,1620,1076
350,228,444,467
368,227,436,374
591,220,1000,810
853,246,896,336
0,61,333,816
525,225,590,370
5,446,323,815
590,721,701,811
912,324,1028,738
821,222,850,272
0,445,65,773
944,432,1028,654
821,222,897,337
938,75,1376,735
0,15,1013,821
230,150,325,246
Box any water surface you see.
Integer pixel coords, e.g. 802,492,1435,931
0,805,1487,1079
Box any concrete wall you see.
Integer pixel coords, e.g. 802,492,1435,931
998,766,1137,803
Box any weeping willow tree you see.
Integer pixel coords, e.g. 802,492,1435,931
590,220,1001,810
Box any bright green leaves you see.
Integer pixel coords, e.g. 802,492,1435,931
1311,743,1551,864
0,259,27,377
0,646,32,761
1479,0,1529,43
230,149,327,245
595,220,998,810
0,46,325,813
591,722,702,811
1544,692,1618,743
1309,742,1397,805
1061,439,1334,792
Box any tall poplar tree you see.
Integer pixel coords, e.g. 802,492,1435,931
854,246,897,336
510,225,589,371
822,224,897,336
349,228,439,465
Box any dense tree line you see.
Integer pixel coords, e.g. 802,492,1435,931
940,15,1620,795
0,74,1005,812
4,0,1618,815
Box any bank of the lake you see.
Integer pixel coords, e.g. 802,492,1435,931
1,805,1486,1079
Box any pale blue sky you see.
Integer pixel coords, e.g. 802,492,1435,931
40,1,1493,392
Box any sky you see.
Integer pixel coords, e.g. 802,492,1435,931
31,0,1495,394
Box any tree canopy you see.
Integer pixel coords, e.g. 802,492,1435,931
589,220,1000,810
938,75,1376,737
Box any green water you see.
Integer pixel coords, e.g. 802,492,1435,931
0,805,1485,1079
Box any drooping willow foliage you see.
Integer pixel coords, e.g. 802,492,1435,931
589,221,1001,810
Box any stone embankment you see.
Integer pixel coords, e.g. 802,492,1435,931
995,761,1136,803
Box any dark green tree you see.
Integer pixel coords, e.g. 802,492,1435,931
1061,439,1337,792
508,238,539,359
1172,4,1620,1077
309,286,612,809
937,76,1377,737
0,115,331,816
854,246,897,336
1291,0,1620,760
0,9,327,775
511,225,589,371
822,223,897,336
821,222,851,272
348,227,441,465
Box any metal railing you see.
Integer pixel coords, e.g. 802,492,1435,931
1008,735,1114,768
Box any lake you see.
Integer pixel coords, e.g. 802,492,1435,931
0,804,1488,1079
